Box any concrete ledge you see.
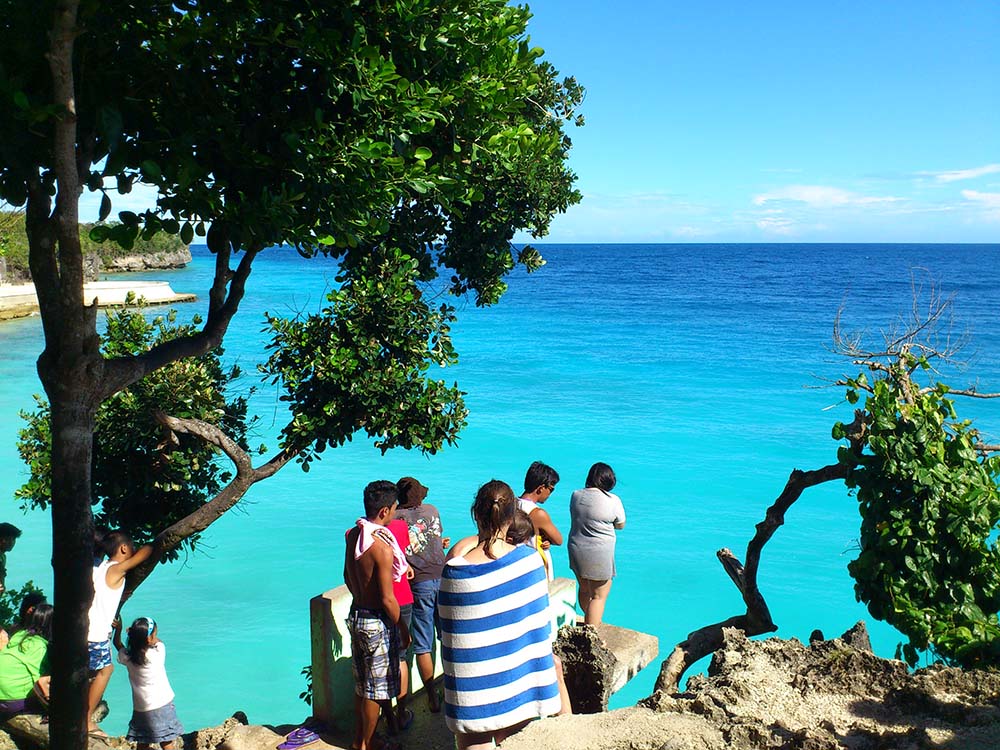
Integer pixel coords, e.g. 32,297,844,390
555,623,659,713
309,577,581,731
0,281,195,321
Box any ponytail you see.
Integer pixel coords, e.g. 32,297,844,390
471,480,517,559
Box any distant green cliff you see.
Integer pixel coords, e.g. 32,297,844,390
0,210,191,284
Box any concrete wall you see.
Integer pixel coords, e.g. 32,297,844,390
310,577,578,731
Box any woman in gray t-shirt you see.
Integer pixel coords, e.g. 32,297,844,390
567,463,626,625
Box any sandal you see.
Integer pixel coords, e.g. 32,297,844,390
277,727,320,749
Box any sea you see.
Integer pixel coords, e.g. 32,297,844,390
1,243,999,734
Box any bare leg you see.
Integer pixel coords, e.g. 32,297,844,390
583,579,612,625
160,742,175,750
415,652,440,711
87,665,113,731
576,576,591,621
553,655,573,715
357,697,385,750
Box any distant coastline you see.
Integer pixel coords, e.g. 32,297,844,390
0,280,196,321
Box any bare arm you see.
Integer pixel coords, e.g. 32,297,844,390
446,534,478,560
107,545,154,587
111,618,124,652
531,507,563,546
344,529,356,595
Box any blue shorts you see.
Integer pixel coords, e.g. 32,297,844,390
88,639,112,672
409,578,440,655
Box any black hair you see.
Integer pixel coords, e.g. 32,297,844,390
523,461,559,494
585,462,617,493
23,603,53,643
126,617,156,666
472,480,517,559
18,592,47,625
506,510,536,546
0,523,22,540
363,480,398,518
100,530,134,559
396,477,428,509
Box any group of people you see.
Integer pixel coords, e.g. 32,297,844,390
0,526,182,750
344,461,627,750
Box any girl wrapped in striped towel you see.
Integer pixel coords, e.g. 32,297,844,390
440,480,562,749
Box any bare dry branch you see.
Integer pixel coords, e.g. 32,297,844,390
647,413,866,697
121,412,298,601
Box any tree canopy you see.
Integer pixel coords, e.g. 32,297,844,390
0,1,583,747
835,312,1000,668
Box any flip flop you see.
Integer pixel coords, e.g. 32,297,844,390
277,727,320,749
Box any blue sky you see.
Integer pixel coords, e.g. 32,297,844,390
515,0,1000,242
80,1,999,243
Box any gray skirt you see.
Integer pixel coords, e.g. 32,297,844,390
127,701,184,744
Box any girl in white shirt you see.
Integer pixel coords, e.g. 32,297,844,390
112,617,184,749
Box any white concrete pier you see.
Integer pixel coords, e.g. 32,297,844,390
0,280,196,321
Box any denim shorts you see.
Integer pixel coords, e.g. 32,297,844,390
88,639,113,672
408,578,440,655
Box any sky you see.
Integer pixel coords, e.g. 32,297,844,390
79,1,1000,244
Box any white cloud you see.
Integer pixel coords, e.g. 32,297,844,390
928,164,1000,183
753,185,904,208
962,189,1000,220
756,217,796,235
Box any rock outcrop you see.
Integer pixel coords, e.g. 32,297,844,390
11,624,1000,750
101,248,192,273
505,624,1000,750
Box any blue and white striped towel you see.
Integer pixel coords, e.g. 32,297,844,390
440,543,561,735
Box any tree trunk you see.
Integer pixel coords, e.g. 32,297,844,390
42,398,96,750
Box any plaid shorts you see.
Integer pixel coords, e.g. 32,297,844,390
347,608,400,701
88,639,113,672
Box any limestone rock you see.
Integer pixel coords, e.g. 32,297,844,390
102,248,192,273
4,714,130,750
217,724,286,750
0,728,16,750
553,625,617,713
180,715,247,750
837,621,872,653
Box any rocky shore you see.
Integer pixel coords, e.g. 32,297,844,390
3,625,998,750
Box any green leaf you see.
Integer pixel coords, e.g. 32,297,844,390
98,193,112,222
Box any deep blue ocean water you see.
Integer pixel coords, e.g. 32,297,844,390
1,243,999,733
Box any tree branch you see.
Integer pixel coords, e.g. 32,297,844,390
120,411,298,602
98,248,259,401
648,412,866,696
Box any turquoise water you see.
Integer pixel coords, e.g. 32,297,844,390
1,243,999,732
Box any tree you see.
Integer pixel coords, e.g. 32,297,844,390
17,302,254,564
0,2,582,747
647,285,1000,699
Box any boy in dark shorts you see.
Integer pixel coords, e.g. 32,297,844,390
344,480,410,750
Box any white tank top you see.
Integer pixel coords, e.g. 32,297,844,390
87,560,124,642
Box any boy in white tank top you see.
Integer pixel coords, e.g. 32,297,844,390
87,531,152,734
